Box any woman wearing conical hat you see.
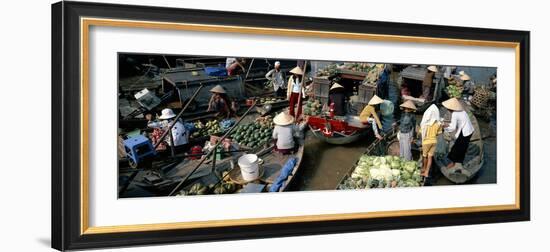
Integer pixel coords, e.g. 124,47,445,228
328,82,346,116
442,98,474,168
396,100,417,161
272,112,307,154
359,95,384,140
207,85,236,118
286,66,306,119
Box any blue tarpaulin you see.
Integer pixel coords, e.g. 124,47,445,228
269,157,298,192
205,66,228,77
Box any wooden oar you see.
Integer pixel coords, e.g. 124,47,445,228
296,61,307,122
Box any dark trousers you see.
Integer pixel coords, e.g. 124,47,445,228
275,87,286,98
448,131,472,163
288,92,303,119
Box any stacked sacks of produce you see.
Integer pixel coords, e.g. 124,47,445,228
338,155,423,190
303,99,322,116
229,116,274,149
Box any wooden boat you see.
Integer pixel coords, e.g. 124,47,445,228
434,103,485,184
135,140,305,196
125,143,271,195
335,128,400,188
226,140,305,192
307,115,372,145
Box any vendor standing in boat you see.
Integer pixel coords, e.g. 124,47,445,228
421,65,438,100
420,104,443,180
286,66,306,120
207,85,236,119
359,95,384,140
396,100,417,161
272,112,307,154
442,98,474,169
328,83,346,117
147,108,189,151
265,61,286,97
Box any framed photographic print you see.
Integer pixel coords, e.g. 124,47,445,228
51,1,530,250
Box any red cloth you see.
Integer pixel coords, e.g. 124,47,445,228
288,92,303,119
150,128,167,151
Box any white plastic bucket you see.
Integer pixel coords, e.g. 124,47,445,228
238,154,260,181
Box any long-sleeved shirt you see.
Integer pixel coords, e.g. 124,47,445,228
445,110,474,138
265,69,286,91
147,119,189,146
359,105,382,129
272,123,306,150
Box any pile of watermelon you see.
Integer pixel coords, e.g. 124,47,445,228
229,118,274,149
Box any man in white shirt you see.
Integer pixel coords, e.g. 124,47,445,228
442,98,474,168
265,61,286,97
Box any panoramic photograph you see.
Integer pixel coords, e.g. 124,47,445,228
117,53,497,198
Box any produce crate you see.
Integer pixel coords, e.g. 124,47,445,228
357,83,377,103
312,77,331,98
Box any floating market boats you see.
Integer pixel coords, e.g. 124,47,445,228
434,102,485,184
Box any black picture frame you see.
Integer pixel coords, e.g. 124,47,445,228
52,1,530,251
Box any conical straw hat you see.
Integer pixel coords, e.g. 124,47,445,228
427,65,438,72
330,83,344,90
442,98,464,111
209,85,227,94
273,112,295,126
459,74,471,81
289,66,304,75
367,95,384,105
400,100,417,110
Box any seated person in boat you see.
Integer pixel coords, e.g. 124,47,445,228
147,108,189,152
420,104,443,180
359,95,384,140
328,82,347,117
272,112,306,154
207,85,237,119
442,98,475,169
396,100,417,161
